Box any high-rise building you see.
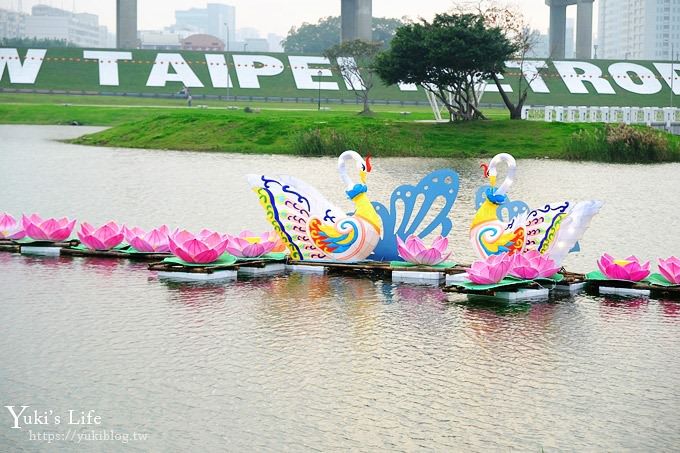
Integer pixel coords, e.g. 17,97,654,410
527,31,550,58
0,8,27,40
24,5,110,47
267,33,284,53
175,3,235,49
598,0,680,60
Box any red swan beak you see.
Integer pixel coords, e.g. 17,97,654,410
365,155,372,173
480,163,490,178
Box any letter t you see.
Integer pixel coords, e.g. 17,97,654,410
83,51,133,86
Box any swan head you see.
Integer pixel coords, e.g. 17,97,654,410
338,150,372,187
359,155,372,184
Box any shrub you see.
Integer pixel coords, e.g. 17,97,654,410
292,128,383,156
565,123,680,163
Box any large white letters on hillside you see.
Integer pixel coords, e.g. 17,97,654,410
204,54,233,89
83,51,132,86
554,61,615,94
505,60,550,93
7,48,680,98
0,48,46,84
147,53,204,87
288,56,339,90
232,55,283,89
652,63,680,95
337,57,365,90
609,63,662,94
484,73,513,93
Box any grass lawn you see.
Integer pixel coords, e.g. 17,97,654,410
1,94,677,161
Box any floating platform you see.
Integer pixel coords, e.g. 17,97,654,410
0,239,80,255
286,259,392,276
149,258,287,282
444,281,553,302
586,278,680,299
553,271,588,294
61,247,172,262
238,262,287,276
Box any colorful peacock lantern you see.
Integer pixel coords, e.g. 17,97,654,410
248,151,382,262
470,153,603,267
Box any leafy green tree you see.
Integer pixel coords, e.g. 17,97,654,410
282,16,342,54
374,13,516,121
324,40,382,115
458,1,547,119
0,37,75,48
282,16,405,53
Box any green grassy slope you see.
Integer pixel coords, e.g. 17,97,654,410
1,47,679,107
65,108,599,158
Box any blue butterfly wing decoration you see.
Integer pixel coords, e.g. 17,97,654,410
475,185,530,223
371,169,460,262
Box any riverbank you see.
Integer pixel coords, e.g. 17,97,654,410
1,98,679,160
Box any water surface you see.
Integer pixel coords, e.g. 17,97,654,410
0,126,679,451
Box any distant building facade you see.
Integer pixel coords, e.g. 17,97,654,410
181,33,224,51
244,38,269,52
0,8,27,40
267,33,284,53
139,30,181,50
527,31,550,59
175,3,235,48
598,0,680,60
24,5,111,48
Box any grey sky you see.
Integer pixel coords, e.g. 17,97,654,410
1,0,596,37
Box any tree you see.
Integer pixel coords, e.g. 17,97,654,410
375,13,516,121
324,40,382,115
282,16,405,53
457,1,547,119
0,37,75,48
282,16,342,54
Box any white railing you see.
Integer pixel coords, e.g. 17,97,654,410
521,105,680,129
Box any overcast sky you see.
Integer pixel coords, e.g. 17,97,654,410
1,0,596,36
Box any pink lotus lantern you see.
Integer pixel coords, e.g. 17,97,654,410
22,214,76,242
658,257,680,284
169,229,229,264
262,231,287,253
509,250,561,280
77,221,125,250
225,230,281,258
467,253,512,285
597,253,650,282
0,213,26,240
123,225,171,253
396,235,452,266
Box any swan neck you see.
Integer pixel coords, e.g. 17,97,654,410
338,151,360,190
489,153,516,197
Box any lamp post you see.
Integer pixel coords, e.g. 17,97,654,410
665,40,675,111
317,70,322,111
224,22,230,102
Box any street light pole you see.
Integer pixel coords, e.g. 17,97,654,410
671,42,674,110
224,22,230,103
317,70,322,111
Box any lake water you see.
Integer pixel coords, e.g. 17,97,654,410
1,125,679,451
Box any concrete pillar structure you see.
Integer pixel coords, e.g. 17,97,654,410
545,0,593,59
575,0,594,59
547,1,567,59
116,0,138,49
341,0,372,42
